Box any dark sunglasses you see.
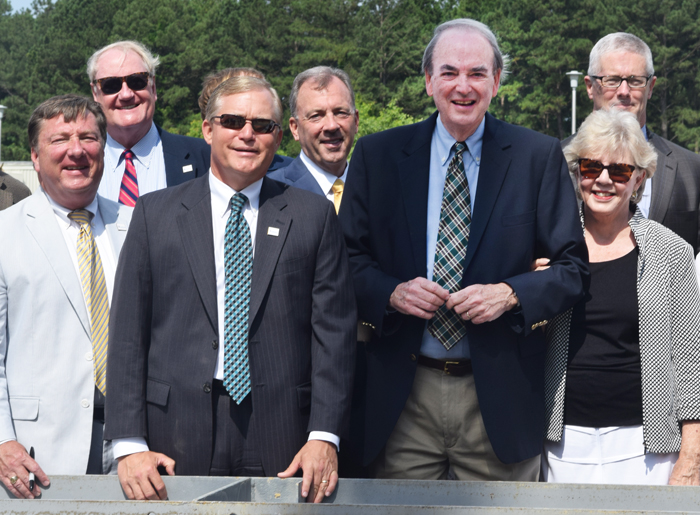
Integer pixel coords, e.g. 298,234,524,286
93,72,150,95
578,158,636,183
212,114,280,134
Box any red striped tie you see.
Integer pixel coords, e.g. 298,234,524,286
118,149,139,207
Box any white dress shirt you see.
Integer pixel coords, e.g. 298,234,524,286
97,123,167,202
637,125,651,218
299,150,348,201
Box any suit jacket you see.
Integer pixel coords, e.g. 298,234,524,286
562,131,700,253
105,174,356,476
339,112,588,466
0,191,132,474
157,126,211,186
268,154,294,173
267,157,325,196
0,171,31,210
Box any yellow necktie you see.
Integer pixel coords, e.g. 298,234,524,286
331,178,344,214
68,210,109,395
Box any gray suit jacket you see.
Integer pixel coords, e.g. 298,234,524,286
105,174,356,476
0,191,132,474
267,157,325,196
0,171,31,210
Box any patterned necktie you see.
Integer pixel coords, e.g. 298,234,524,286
118,149,139,207
68,209,109,394
331,178,344,214
428,142,472,350
223,193,253,403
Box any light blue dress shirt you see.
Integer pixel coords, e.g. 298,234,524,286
97,122,167,203
419,115,485,360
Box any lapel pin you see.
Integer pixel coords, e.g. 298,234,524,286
182,164,193,173
267,227,280,237
117,223,128,231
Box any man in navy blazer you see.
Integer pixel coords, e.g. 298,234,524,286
268,66,358,207
88,40,210,205
339,19,588,481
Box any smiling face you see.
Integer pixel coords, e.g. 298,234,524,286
585,50,655,127
202,88,283,191
31,113,104,210
91,48,157,148
579,152,645,225
425,28,501,142
289,76,359,177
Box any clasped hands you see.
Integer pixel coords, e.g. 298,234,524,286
389,277,518,324
118,440,337,503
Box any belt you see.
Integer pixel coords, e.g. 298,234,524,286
417,355,472,376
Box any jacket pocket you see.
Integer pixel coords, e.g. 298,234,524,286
296,382,311,410
146,378,170,407
10,397,39,421
502,210,536,227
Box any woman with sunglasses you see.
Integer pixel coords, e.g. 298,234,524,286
541,108,700,485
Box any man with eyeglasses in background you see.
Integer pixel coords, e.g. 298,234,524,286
87,41,210,207
565,33,700,253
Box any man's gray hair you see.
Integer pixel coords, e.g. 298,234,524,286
206,76,283,125
289,66,355,119
87,40,161,82
422,18,510,84
565,108,657,205
588,33,654,77
28,94,107,152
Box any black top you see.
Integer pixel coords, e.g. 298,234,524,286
564,247,643,427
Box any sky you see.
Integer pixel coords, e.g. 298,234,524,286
11,0,35,12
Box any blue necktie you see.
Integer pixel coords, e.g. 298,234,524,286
223,193,252,403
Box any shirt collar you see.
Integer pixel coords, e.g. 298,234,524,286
434,115,485,166
43,189,99,227
299,150,348,194
208,170,262,220
105,122,159,169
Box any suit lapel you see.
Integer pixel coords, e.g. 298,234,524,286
25,192,91,337
648,132,676,222
177,176,219,331
158,125,197,187
285,158,326,196
398,113,437,277
249,178,291,324
98,196,129,257
462,114,511,273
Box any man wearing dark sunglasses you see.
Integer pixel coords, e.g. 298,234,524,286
565,32,700,254
87,41,210,207
105,76,355,504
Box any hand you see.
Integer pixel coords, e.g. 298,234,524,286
531,258,550,271
446,283,518,324
278,440,338,503
117,451,176,500
389,278,449,319
670,421,700,485
0,441,49,499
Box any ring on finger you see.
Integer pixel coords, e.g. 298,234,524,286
9,475,18,485
466,311,471,320
321,479,329,484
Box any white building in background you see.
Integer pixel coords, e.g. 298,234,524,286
3,162,38,192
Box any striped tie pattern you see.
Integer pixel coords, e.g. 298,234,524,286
223,193,253,403
331,178,344,214
428,142,472,350
118,149,139,207
68,209,109,394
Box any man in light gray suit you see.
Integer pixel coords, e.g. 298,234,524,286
0,95,132,498
567,32,700,253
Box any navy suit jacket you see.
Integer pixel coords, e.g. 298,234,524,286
105,174,356,476
339,112,589,465
268,154,294,173
157,126,211,186
267,157,325,196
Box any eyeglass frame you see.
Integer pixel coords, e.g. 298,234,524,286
92,72,152,95
212,114,281,134
589,75,653,89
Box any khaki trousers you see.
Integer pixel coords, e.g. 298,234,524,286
372,364,540,481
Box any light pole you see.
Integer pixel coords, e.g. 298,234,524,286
0,105,6,163
565,71,583,135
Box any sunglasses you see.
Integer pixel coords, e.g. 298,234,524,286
93,72,150,95
212,114,280,134
578,158,636,183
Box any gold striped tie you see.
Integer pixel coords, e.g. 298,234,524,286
68,209,109,395
331,178,344,214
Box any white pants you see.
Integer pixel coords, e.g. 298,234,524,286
542,425,677,485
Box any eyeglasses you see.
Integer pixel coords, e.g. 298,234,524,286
590,75,652,89
93,72,151,95
579,158,636,183
212,114,280,134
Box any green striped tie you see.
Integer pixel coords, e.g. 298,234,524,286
68,209,109,395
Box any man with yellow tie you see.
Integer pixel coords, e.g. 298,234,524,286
268,66,359,213
0,95,132,498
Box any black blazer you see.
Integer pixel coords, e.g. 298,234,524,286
105,174,356,476
157,126,211,186
339,112,588,466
